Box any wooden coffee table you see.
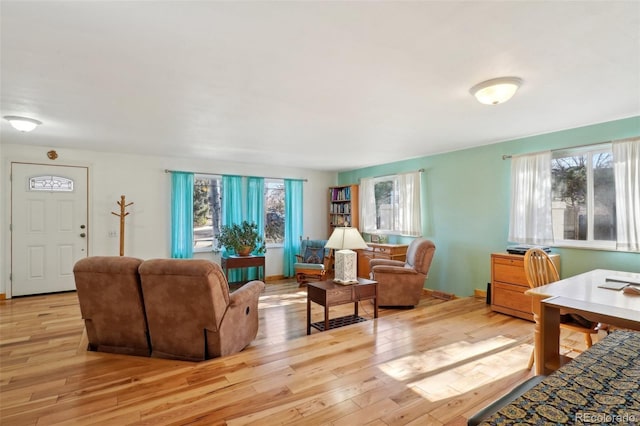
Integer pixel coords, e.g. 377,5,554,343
306,278,378,334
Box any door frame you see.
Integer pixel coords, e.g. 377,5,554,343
7,160,91,299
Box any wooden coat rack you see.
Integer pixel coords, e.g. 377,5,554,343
111,195,134,256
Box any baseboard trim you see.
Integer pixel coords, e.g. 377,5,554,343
265,275,285,282
474,289,487,299
422,288,457,300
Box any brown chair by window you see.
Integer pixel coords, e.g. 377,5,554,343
370,238,436,307
139,259,264,361
73,256,151,356
523,248,601,370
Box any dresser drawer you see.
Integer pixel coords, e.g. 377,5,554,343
353,283,376,300
325,288,354,305
493,259,528,286
492,281,531,314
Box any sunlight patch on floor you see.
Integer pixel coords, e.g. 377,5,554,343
259,291,307,308
378,335,519,381
408,343,531,402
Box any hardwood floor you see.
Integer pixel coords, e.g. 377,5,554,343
0,281,594,426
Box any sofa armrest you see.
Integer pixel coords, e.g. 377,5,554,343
213,280,265,357
228,280,265,307
369,259,405,268
371,265,418,275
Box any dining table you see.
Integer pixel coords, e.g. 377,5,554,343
525,268,640,375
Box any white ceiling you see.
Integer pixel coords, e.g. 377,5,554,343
1,1,639,172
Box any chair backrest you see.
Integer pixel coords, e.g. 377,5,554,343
405,238,436,275
138,258,230,361
523,248,559,288
299,239,329,264
73,256,150,356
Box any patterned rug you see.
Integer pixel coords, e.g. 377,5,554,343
482,330,640,425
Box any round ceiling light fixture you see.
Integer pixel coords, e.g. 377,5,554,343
470,77,523,105
4,115,43,132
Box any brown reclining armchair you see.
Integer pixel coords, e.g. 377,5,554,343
73,256,151,356
139,258,265,361
370,238,436,307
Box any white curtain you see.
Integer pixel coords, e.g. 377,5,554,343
397,171,422,236
613,138,640,251
360,171,422,235
359,177,377,233
508,151,554,245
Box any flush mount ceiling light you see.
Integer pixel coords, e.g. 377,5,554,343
470,77,523,105
3,115,43,132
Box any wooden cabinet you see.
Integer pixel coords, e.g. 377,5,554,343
329,185,359,232
490,252,560,321
357,243,409,278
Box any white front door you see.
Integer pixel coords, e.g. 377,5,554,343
11,163,89,296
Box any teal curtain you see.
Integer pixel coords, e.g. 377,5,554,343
247,177,265,280
171,172,194,258
283,179,303,277
222,175,244,283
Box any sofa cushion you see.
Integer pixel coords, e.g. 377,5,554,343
303,247,324,264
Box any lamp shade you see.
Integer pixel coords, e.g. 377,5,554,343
325,227,367,284
325,227,368,250
4,115,42,132
470,77,523,105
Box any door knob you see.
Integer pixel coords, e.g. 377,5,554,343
80,224,86,229
80,233,86,238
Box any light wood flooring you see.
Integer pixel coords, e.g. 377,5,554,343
0,280,594,426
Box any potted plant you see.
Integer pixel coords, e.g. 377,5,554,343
216,221,266,256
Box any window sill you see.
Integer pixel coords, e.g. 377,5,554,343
552,241,619,253
193,247,220,254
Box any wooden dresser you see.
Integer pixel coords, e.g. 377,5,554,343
490,252,560,321
357,243,409,278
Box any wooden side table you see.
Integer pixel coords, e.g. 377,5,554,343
307,278,378,334
357,243,408,278
221,255,265,285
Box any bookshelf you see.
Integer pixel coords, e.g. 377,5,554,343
328,184,359,234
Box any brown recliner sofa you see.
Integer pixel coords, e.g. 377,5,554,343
139,258,265,361
73,256,151,356
370,238,436,307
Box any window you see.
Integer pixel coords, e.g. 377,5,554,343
510,138,639,252
193,176,222,250
265,179,285,245
192,176,285,251
551,145,616,247
29,175,74,191
360,171,422,236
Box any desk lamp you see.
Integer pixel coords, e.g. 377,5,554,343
325,227,368,284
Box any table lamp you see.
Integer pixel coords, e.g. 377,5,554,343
325,227,368,284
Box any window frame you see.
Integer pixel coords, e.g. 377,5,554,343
551,144,616,251
360,171,422,237
264,178,285,248
191,175,285,252
193,174,223,253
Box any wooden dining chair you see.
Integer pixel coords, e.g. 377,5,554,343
523,248,600,370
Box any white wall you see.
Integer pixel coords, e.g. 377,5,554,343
1,143,336,296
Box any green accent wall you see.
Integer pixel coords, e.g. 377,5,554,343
339,116,640,296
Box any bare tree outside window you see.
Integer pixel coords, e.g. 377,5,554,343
265,180,285,244
374,180,394,230
551,148,615,242
193,177,222,250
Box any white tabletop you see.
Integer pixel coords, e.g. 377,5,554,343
526,269,640,313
